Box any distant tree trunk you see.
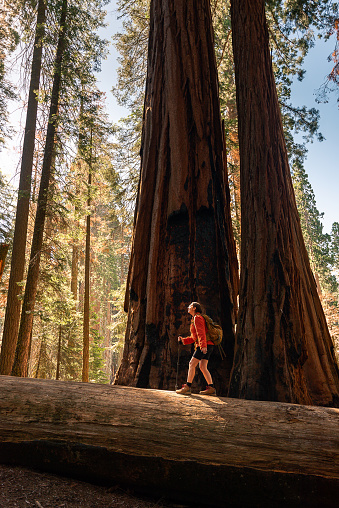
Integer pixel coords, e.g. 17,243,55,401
0,243,9,283
71,244,78,302
229,0,339,406
120,224,125,285
56,325,62,380
0,0,46,375
82,129,92,383
11,0,68,378
34,338,44,378
115,0,239,395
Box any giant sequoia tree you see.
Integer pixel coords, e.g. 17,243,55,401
228,0,339,406
115,0,239,395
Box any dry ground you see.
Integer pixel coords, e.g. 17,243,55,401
0,465,188,508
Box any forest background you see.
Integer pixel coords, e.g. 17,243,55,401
0,0,338,384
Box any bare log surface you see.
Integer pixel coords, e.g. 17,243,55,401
0,376,338,507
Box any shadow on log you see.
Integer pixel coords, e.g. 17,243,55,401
0,376,338,507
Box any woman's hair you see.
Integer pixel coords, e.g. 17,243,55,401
191,302,203,314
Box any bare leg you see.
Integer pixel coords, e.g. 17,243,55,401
187,357,200,383
199,359,213,385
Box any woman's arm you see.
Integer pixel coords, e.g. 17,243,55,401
178,335,195,345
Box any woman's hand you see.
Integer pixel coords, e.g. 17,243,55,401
178,336,183,343
201,347,207,354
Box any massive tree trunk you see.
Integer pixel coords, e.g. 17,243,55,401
115,0,239,396
229,0,339,406
0,243,9,283
11,0,68,378
0,0,46,375
0,376,338,508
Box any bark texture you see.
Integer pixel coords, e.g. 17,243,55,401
11,0,68,377
0,243,9,283
229,0,339,406
0,376,338,508
0,0,46,375
115,0,239,395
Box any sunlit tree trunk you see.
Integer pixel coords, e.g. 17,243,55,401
82,128,92,383
228,0,339,406
115,0,239,395
71,244,79,302
0,0,46,375
11,0,68,378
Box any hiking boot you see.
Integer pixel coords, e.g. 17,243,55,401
199,386,216,396
176,384,191,395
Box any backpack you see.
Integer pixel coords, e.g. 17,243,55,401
202,314,223,346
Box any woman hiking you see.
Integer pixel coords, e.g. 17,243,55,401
176,302,216,396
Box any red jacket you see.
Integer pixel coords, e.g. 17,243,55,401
181,314,213,349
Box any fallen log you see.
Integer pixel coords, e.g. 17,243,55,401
0,375,338,507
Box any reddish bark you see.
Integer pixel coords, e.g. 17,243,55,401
115,0,239,395
0,0,46,375
71,244,78,303
82,157,91,383
229,0,339,406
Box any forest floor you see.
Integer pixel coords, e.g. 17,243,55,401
0,465,188,508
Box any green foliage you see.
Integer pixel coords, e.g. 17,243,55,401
89,327,109,383
109,286,128,380
113,0,149,111
0,0,130,382
0,1,19,147
330,222,339,273
32,267,83,380
292,163,338,293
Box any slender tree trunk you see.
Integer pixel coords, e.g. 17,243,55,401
71,244,78,302
115,0,239,395
82,129,92,383
11,0,68,378
0,243,9,283
120,223,124,284
0,0,46,375
34,344,42,378
229,0,339,406
34,337,44,378
56,325,62,380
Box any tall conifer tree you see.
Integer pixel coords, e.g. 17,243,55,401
0,0,46,375
115,0,239,395
12,0,68,377
229,0,339,406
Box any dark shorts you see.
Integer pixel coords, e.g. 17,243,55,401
192,345,214,361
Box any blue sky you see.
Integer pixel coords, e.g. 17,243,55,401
290,38,339,234
1,1,338,233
